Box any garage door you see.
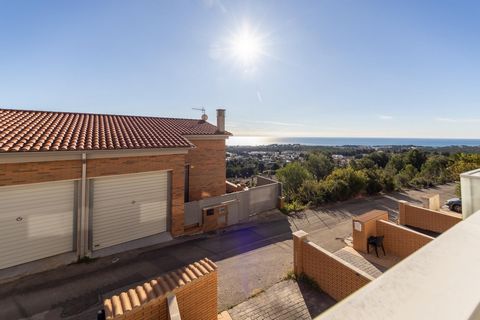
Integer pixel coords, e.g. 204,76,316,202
91,171,169,250
0,181,76,269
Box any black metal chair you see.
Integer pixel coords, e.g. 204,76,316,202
97,309,105,320
367,236,385,258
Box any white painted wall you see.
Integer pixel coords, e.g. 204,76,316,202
460,168,480,219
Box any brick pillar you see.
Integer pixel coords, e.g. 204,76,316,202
398,200,407,225
293,230,309,276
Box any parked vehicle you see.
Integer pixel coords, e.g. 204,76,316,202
445,198,462,213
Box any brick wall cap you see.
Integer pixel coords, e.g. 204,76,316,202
103,258,217,319
293,230,309,238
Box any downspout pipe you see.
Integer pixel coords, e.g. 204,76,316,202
79,152,87,259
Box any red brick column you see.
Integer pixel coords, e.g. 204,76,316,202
293,230,309,276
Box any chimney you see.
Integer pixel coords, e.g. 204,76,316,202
216,109,225,134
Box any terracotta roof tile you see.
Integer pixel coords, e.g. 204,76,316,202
103,258,218,319
0,108,230,152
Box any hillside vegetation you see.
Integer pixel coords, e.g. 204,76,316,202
276,150,480,212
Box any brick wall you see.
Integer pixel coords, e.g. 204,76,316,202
399,201,462,234
186,139,226,201
352,210,389,253
1,143,228,237
104,258,218,320
293,231,373,302
0,160,81,186
376,219,434,259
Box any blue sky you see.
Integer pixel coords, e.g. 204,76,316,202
1,0,479,138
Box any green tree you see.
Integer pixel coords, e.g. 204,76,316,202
276,162,311,201
448,153,480,180
352,157,376,170
367,151,390,168
405,149,427,171
385,154,405,174
395,164,418,187
305,153,334,181
381,171,397,192
419,155,450,184
362,168,384,195
325,167,367,199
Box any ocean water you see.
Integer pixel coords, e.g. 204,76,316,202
227,136,480,147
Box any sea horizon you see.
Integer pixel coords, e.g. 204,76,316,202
227,136,480,147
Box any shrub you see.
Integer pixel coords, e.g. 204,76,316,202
455,182,461,197
305,153,334,181
448,153,480,180
381,172,397,192
410,176,433,188
298,180,327,206
281,199,307,214
324,179,351,201
395,164,418,188
419,155,451,184
363,169,384,195
326,167,368,198
276,162,311,201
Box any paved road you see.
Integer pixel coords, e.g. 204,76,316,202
0,184,455,319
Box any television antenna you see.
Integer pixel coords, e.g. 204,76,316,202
192,107,208,121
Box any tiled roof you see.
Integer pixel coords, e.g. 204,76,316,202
0,108,229,152
103,258,217,319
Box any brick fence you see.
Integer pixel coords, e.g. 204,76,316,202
398,201,462,234
293,231,374,301
376,219,434,259
103,258,218,320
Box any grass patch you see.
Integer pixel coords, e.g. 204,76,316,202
283,270,297,281
284,270,320,291
280,200,308,215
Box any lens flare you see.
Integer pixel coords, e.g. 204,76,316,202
229,25,263,68
211,21,270,73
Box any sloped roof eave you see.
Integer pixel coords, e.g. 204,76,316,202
0,108,225,152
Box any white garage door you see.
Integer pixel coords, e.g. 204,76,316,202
91,171,169,250
0,181,76,269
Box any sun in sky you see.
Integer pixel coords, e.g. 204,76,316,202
211,21,270,73
228,24,264,68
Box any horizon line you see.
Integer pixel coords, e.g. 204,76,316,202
229,135,480,140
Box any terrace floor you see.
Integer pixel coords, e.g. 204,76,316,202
228,280,336,320
333,246,400,278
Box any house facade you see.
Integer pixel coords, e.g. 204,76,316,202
0,108,229,274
